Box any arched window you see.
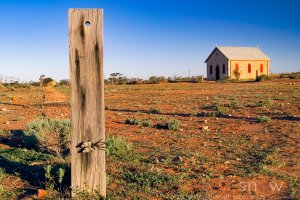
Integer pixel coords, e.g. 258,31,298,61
235,63,239,71
248,63,251,73
260,63,263,73
210,65,213,74
222,64,226,74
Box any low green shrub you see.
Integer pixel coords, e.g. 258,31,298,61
213,103,229,116
255,74,271,82
155,115,167,120
167,119,181,131
44,163,70,191
125,118,140,125
258,115,272,123
141,120,153,128
256,99,273,107
150,107,161,114
230,99,243,109
23,118,70,157
190,111,198,117
123,169,176,188
0,148,53,165
106,136,135,161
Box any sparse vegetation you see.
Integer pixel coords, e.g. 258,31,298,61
258,115,272,123
167,119,181,130
256,99,273,107
0,77,299,199
125,118,141,125
155,115,167,120
256,74,271,82
123,169,176,189
106,136,135,161
233,68,241,80
150,107,161,114
23,118,71,157
141,119,153,128
213,102,229,116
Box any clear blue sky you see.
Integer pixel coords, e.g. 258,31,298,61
0,0,299,82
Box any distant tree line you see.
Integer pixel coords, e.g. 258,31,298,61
105,73,204,84
1,71,299,89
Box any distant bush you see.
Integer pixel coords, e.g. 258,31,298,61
213,102,229,116
230,99,243,109
288,73,300,79
148,76,167,84
256,99,273,107
127,78,143,84
3,82,31,89
258,115,272,123
167,76,204,83
155,115,167,120
190,111,198,117
255,75,271,82
141,120,153,128
157,119,181,130
58,79,70,86
125,118,140,125
43,77,56,87
29,81,40,87
150,107,161,114
167,119,181,130
279,72,300,79
118,76,129,84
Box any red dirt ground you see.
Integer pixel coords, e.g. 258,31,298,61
0,79,299,199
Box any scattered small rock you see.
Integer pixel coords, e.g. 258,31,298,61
201,126,209,131
5,121,9,125
158,156,167,162
12,96,19,101
204,120,208,123
224,161,230,164
1,108,7,112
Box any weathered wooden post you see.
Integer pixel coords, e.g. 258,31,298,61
68,9,106,196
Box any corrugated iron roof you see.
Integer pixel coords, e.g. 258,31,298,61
205,46,271,62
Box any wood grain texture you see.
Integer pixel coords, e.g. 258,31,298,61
68,9,105,196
